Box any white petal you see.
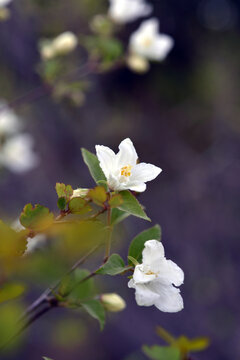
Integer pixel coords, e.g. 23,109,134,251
131,163,162,183
151,35,174,61
116,138,138,167
133,264,156,284
128,183,146,192
157,259,184,287
142,240,165,267
128,280,160,306
139,18,159,35
95,145,116,179
149,281,184,312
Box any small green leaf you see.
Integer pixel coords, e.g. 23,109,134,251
128,225,161,264
69,269,96,301
69,197,92,215
81,299,105,330
57,197,66,211
81,148,107,186
96,254,126,275
55,183,73,201
88,186,107,206
118,191,150,221
174,336,210,354
142,345,181,360
20,204,54,231
0,283,25,304
111,208,130,225
109,194,123,208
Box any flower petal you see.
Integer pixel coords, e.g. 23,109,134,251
151,35,174,61
116,138,138,167
142,240,165,267
157,259,184,287
95,145,116,179
149,281,184,312
128,279,159,306
128,183,146,192
131,163,162,183
133,264,156,284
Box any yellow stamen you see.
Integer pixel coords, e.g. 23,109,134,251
120,165,132,177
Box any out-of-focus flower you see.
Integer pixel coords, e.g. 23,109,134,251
96,138,161,192
129,18,174,63
128,240,184,312
0,0,12,7
101,293,126,312
0,101,20,136
126,53,150,73
12,219,47,255
0,134,39,173
40,31,78,60
108,0,152,24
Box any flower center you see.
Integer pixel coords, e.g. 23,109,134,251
120,165,132,177
141,36,153,48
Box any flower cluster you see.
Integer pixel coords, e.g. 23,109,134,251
0,101,39,173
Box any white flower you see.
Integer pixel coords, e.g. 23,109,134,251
0,134,39,173
40,31,78,60
0,101,20,136
129,18,174,61
108,0,152,24
101,293,126,312
96,138,161,192
128,240,184,312
0,0,12,8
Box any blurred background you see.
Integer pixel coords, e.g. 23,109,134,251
0,0,240,359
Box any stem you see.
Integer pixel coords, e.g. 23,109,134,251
104,206,112,263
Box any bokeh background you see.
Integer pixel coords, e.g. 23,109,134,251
0,0,240,359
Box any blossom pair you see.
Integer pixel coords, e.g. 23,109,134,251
96,138,184,312
108,0,174,72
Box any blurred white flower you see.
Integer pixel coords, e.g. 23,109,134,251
108,0,152,24
129,18,174,62
0,101,20,136
128,240,184,312
12,219,47,255
40,31,78,60
0,0,12,7
101,293,126,312
96,138,161,192
0,134,39,173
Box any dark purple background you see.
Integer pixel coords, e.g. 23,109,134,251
0,0,240,359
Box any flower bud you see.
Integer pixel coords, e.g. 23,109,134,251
71,188,89,199
52,31,78,55
101,293,126,312
40,43,56,61
127,54,150,74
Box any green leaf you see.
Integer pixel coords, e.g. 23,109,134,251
57,197,66,211
109,194,123,208
68,269,96,301
174,336,210,354
111,208,130,225
81,299,105,330
142,345,181,360
0,221,27,260
20,204,54,231
128,225,161,264
0,283,25,304
88,186,107,206
69,197,92,215
81,148,107,186
96,254,126,275
118,191,150,221
55,183,73,201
